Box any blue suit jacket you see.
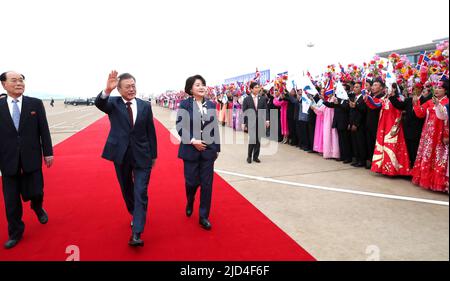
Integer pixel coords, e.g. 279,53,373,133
176,97,220,161
95,92,157,168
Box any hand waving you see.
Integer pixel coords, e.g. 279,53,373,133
105,70,119,95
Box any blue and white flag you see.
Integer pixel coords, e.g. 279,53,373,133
385,62,397,91
298,75,319,96
335,81,349,100
301,95,311,114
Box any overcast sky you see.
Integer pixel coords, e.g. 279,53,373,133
1,0,449,98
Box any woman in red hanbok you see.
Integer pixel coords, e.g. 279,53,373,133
412,81,449,192
365,87,411,176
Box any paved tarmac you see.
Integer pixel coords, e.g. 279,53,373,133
33,100,450,260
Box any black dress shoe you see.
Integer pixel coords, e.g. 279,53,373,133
343,159,352,164
199,218,212,230
354,162,365,167
34,208,48,224
128,233,144,247
247,158,252,164
186,204,193,217
4,237,21,249
253,158,261,163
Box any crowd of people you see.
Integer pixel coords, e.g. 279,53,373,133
157,40,449,193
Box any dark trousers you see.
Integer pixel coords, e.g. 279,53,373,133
183,159,215,219
248,138,261,160
351,127,367,164
248,124,262,160
337,129,352,161
114,148,152,234
288,118,298,145
1,169,44,240
296,120,310,150
406,137,420,168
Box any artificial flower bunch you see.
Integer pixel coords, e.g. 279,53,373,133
324,64,339,82
388,52,418,93
366,55,387,80
428,40,449,86
275,74,288,94
347,63,363,82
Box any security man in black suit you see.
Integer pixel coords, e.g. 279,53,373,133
242,82,270,163
348,82,367,167
0,71,53,249
176,75,220,230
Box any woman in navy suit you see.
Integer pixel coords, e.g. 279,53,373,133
176,75,220,230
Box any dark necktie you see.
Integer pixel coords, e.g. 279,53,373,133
126,101,134,128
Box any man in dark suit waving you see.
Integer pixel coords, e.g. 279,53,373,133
95,71,157,247
0,71,53,249
242,82,270,163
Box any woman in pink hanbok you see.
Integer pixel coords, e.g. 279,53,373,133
311,90,325,153
321,94,340,159
233,95,243,131
273,90,290,144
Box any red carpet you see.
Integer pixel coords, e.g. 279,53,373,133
0,116,314,261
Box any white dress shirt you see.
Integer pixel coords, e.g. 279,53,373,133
121,97,137,125
7,95,23,118
191,99,206,144
252,94,258,108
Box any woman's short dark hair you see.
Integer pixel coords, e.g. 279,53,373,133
185,75,206,95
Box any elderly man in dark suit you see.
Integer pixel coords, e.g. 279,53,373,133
95,71,157,247
0,71,53,249
242,82,270,164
